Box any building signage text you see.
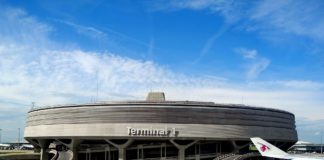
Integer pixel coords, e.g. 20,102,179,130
127,127,177,137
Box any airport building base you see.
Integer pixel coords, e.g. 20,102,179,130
24,92,298,160
25,138,294,160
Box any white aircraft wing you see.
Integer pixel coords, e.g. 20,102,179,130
20,144,34,149
0,143,10,147
250,137,324,160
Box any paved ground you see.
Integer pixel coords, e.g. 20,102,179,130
0,150,39,160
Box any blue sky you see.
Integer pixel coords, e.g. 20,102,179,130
0,0,324,143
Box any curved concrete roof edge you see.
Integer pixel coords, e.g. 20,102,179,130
28,100,294,116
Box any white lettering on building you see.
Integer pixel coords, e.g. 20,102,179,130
127,127,177,137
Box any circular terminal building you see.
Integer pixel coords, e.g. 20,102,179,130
24,92,297,160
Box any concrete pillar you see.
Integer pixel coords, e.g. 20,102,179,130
86,148,91,160
231,140,249,153
195,154,200,160
38,140,50,160
40,148,48,160
195,143,200,160
137,144,144,160
178,148,185,160
105,139,133,160
118,148,126,160
170,140,198,160
161,143,166,160
71,139,81,160
55,139,81,160
105,146,111,160
72,148,79,160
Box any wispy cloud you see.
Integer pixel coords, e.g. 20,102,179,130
236,48,257,59
57,20,107,39
0,6,54,50
147,37,155,60
250,0,324,40
236,48,270,79
151,0,247,23
195,24,230,63
248,80,324,91
150,0,324,41
55,19,152,51
246,58,270,79
278,80,324,90
1,5,324,143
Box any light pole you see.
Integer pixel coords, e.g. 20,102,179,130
321,131,323,154
0,128,2,143
18,128,20,149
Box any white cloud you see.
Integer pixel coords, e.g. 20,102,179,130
248,80,324,91
246,58,270,79
147,37,155,60
250,0,324,40
194,24,230,63
152,0,324,41
57,20,107,39
0,5,324,143
162,0,246,23
236,48,257,59
0,7,54,50
235,48,271,79
279,80,324,90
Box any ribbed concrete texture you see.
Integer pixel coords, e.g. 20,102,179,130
24,92,297,160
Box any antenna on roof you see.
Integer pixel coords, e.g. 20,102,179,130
31,102,35,110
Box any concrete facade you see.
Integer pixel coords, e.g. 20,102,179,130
24,93,297,160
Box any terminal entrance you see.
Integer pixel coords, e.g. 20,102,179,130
77,140,228,160
30,138,275,160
